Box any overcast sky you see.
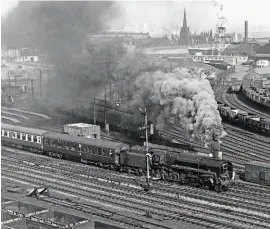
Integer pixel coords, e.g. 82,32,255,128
2,0,270,37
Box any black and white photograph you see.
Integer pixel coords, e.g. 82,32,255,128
1,0,270,228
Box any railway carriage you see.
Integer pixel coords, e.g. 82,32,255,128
1,123,47,153
1,123,234,192
42,131,129,168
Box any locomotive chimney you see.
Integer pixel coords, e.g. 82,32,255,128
244,21,248,43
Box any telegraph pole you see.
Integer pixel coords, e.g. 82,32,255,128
104,86,107,126
94,96,96,125
39,68,42,99
31,79,35,100
140,108,150,189
8,71,11,95
109,81,112,102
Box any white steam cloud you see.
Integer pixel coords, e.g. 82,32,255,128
130,68,226,144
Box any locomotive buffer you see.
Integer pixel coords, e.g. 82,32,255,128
140,108,151,191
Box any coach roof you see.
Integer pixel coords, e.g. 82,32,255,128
1,123,48,135
43,131,126,149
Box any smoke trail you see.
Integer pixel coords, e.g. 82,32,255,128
129,68,226,144
2,1,117,100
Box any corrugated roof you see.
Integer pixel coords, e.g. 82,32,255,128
43,131,125,149
2,123,48,135
246,161,270,169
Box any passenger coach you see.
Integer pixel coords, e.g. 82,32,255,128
1,123,47,153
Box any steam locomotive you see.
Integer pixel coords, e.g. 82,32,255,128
1,123,234,192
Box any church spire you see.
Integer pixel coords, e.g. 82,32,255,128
183,8,187,28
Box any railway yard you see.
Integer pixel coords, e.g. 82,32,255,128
3,1,270,228
1,62,270,228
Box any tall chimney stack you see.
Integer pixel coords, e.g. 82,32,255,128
245,21,248,42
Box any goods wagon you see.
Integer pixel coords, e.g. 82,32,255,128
245,161,270,185
217,103,270,133
229,84,242,93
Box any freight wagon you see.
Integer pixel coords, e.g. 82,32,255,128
217,103,270,134
245,161,270,185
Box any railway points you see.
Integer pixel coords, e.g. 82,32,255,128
2,148,270,229
2,2,270,228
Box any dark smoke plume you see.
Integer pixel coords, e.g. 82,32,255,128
127,67,226,144
2,1,117,99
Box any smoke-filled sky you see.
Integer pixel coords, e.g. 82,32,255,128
2,0,270,37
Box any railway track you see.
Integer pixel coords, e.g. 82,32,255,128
225,92,270,119
2,149,270,215
2,155,270,229
161,126,270,168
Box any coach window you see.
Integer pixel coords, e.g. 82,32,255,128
10,131,16,139
44,138,49,145
1,129,4,136
82,145,87,153
109,150,113,158
92,147,97,154
33,135,38,143
70,143,76,151
21,133,26,141
101,148,105,156
27,134,32,142
62,140,67,148
55,140,61,147
98,148,102,155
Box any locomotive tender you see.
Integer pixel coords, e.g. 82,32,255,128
1,123,234,192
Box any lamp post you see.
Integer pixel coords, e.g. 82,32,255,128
140,107,150,187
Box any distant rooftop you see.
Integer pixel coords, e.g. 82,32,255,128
253,67,270,75
256,42,270,54
66,123,96,128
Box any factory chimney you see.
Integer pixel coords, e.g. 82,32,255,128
244,21,248,42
